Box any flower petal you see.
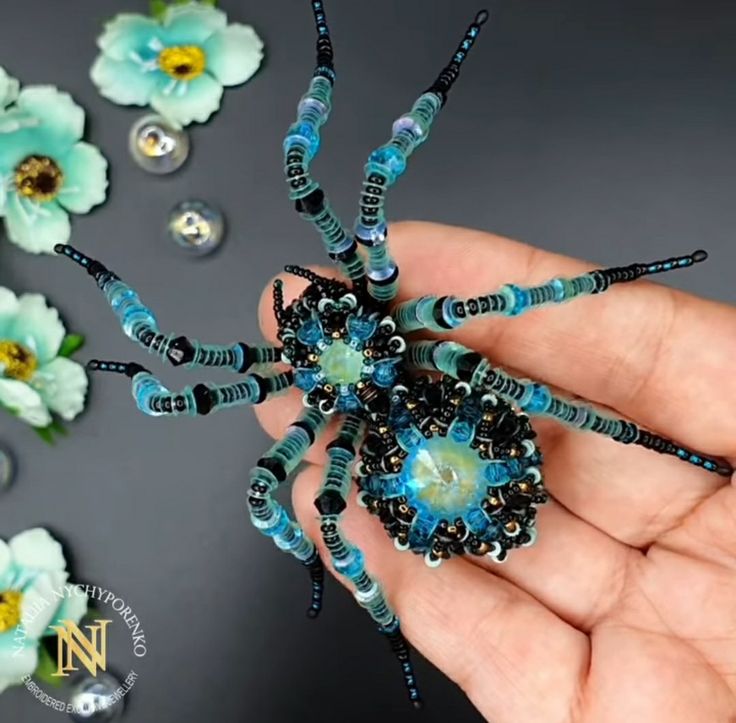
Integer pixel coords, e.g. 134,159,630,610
4,195,71,254
34,358,88,422
163,3,227,45
0,67,20,109
20,571,66,640
0,286,19,337
6,292,65,363
9,529,66,574
45,586,88,636
0,539,12,590
15,86,85,148
57,142,108,215
0,638,37,693
151,74,223,127
97,13,161,61
0,379,51,427
90,55,161,107
203,24,264,87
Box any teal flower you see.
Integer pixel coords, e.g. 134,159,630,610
0,287,88,429
91,2,264,127
0,528,88,693
0,81,108,254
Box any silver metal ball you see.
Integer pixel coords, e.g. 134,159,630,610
67,673,125,722
129,114,189,175
168,200,225,256
0,445,14,491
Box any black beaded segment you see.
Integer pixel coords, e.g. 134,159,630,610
426,9,490,104
87,359,149,378
304,552,326,618
382,626,423,709
635,430,733,477
310,0,335,81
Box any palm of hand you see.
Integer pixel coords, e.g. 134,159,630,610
256,222,736,722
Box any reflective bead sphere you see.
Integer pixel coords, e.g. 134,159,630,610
129,114,189,175
168,200,225,256
67,673,125,722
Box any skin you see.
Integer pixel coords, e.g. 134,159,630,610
256,221,736,723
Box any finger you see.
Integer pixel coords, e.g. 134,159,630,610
292,465,589,723
469,497,639,632
389,222,736,456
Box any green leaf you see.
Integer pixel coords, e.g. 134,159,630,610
201,0,218,5
33,425,56,445
34,643,64,688
57,334,85,358
150,0,168,19
49,419,68,437
0,402,20,418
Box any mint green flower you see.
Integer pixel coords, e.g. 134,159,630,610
0,287,88,428
0,528,88,693
91,2,264,128
0,80,109,254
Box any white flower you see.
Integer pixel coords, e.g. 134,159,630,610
0,287,88,428
90,2,264,127
0,529,88,693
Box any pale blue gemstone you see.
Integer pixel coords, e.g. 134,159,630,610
319,341,364,386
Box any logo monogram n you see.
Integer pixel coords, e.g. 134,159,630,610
51,619,112,678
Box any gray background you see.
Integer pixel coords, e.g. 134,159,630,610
1,0,735,721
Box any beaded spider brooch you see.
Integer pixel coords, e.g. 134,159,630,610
56,1,733,708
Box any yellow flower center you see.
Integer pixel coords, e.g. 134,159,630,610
0,591,23,633
0,340,38,382
159,45,207,81
15,155,64,202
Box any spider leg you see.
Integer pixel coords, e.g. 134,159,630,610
395,249,709,332
283,1,366,285
55,244,278,372
248,408,329,618
356,10,489,304
87,360,293,417
315,415,422,707
407,340,734,477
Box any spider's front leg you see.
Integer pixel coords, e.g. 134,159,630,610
315,415,422,708
355,11,489,303
249,408,329,618
55,244,279,372
407,340,734,477
283,1,366,284
395,249,709,332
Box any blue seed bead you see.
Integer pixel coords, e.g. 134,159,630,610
506,284,531,316
372,361,398,388
450,420,474,443
294,368,320,392
507,459,525,479
485,462,510,487
392,115,425,141
409,513,437,550
523,384,553,414
334,549,365,579
354,221,388,246
466,508,490,535
368,146,407,182
347,314,378,341
284,122,320,159
297,318,324,345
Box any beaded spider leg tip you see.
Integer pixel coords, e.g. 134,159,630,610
54,0,734,711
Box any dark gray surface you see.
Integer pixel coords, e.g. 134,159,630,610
1,0,735,721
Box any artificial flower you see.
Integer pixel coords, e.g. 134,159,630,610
0,67,19,112
0,78,108,254
0,528,88,693
0,287,88,431
91,1,264,127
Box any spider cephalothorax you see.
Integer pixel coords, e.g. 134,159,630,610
359,375,546,565
55,0,733,710
275,269,405,415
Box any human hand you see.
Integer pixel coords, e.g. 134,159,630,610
256,221,736,722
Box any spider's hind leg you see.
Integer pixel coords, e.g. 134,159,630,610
55,244,279,371
396,249,709,333
87,360,293,417
355,10,490,303
315,415,422,707
248,408,330,618
407,340,734,477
